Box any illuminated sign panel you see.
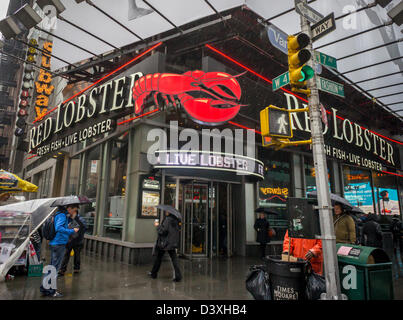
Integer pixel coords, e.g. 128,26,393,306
34,41,55,121
154,150,264,179
133,70,243,126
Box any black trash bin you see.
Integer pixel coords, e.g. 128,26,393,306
266,255,308,300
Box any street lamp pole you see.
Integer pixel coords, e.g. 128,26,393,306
299,0,343,299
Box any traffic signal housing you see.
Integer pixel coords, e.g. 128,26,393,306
287,33,314,92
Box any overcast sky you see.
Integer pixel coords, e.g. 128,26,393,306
0,0,10,20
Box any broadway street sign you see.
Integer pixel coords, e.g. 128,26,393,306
272,71,290,91
267,24,288,54
311,13,336,42
314,51,338,70
316,76,345,98
294,0,324,24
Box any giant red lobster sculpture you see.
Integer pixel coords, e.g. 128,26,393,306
132,70,244,125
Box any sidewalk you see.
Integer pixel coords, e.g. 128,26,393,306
0,251,402,300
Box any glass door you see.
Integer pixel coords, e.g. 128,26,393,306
181,181,208,258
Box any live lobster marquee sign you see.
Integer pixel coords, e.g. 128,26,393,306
29,70,245,156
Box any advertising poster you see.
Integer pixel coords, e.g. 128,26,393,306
375,188,400,216
141,190,160,217
344,182,374,214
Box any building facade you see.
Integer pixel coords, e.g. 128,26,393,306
11,7,403,263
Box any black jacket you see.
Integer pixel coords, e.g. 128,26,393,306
362,217,383,248
68,214,87,246
390,219,402,237
157,215,180,251
254,218,270,244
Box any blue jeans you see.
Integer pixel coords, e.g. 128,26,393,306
40,245,66,295
50,245,66,272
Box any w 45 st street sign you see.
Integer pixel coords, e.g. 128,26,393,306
272,71,290,91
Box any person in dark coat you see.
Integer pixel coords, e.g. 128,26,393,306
361,214,383,248
59,205,87,275
254,213,270,259
390,215,402,257
149,212,182,282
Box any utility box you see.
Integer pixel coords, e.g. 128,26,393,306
286,198,320,239
336,243,393,300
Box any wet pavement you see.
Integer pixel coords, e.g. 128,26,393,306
0,252,258,300
0,251,402,300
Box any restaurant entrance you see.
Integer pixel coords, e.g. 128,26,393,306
165,177,236,259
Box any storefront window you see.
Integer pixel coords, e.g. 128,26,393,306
304,157,332,194
66,156,80,196
34,167,53,199
372,172,400,216
343,166,374,213
104,133,129,239
258,150,291,241
84,145,101,199
80,145,101,235
81,201,96,235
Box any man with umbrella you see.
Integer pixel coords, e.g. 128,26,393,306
41,196,89,297
148,205,182,282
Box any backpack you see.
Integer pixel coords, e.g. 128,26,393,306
42,212,62,241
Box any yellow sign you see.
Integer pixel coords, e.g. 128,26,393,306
35,41,54,121
260,187,289,198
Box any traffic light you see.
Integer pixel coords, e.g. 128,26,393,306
287,33,314,93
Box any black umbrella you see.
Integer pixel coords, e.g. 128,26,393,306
155,204,182,221
307,191,353,209
254,207,279,215
348,206,365,215
50,195,91,207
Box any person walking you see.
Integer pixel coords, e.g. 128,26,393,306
254,213,270,259
333,203,356,244
361,214,383,248
40,205,79,297
390,215,402,257
59,205,87,276
282,230,323,275
148,211,182,282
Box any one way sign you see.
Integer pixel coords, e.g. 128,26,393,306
311,13,336,42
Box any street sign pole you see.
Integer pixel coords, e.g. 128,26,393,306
299,0,343,300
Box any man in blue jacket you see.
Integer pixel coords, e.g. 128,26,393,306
41,205,79,297
49,205,79,272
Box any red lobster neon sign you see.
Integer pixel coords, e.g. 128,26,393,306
132,70,245,125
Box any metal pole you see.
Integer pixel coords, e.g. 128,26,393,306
299,0,343,299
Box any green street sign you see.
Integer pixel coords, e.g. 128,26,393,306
272,71,290,91
314,51,338,70
316,76,345,98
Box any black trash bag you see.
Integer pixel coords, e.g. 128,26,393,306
306,271,326,300
246,265,272,300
